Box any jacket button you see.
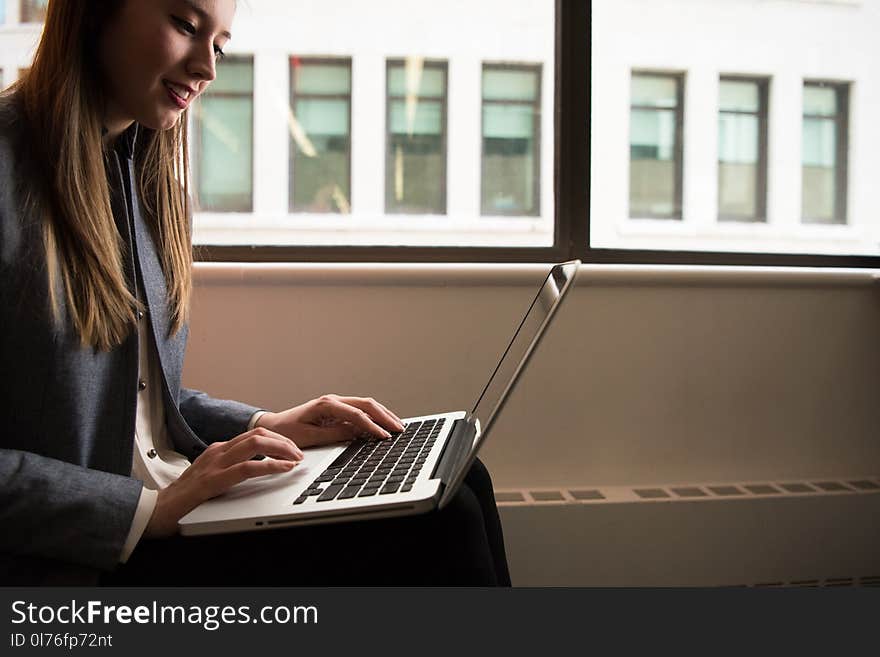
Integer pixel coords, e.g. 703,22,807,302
138,379,147,391
147,448,157,459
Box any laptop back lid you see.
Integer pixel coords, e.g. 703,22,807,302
438,260,580,509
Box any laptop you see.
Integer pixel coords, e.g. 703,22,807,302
179,260,580,536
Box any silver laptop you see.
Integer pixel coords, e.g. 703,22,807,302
179,260,580,536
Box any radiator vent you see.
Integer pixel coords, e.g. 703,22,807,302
753,576,880,588
495,476,880,506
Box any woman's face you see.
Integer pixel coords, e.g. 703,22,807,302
98,0,235,139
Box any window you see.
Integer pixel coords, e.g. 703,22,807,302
1,1,876,265
718,77,768,222
629,72,683,219
178,4,555,251
481,64,542,216
386,58,447,215
20,0,47,23
290,58,352,214
593,0,877,261
191,56,254,212
802,81,848,224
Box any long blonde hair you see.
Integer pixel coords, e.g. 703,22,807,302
16,0,192,351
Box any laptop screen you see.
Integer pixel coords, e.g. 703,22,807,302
470,260,579,437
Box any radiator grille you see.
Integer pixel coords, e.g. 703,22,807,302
754,576,880,588
494,475,880,507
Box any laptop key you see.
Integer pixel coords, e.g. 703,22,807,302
328,439,366,469
358,488,379,497
293,495,308,504
380,483,401,495
317,484,345,502
338,486,362,500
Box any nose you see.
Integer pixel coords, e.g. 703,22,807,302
187,40,217,84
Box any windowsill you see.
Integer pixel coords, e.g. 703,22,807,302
0,24,43,34
192,261,880,287
593,217,878,257
194,211,554,247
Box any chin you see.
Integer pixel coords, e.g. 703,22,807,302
139,111,183,133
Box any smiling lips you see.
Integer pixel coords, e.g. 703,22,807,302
164,80,194,109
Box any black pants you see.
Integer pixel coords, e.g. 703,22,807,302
101,459,511,586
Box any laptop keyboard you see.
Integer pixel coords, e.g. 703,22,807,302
293,418,446,505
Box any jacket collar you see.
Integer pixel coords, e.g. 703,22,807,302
102,122,140,160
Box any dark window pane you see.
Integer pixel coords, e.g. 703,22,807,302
802,118,837,223
481,66,540,216
293,135,350,212
719,80,759,113
210,60,254,94
629,84,680,218
388,65,445,98
630,159,676,217
192,58,254,212
719,162,757,219
483,69,538,101
803,86,837,117
386,60,446,215
631,75,678,108
290,62,352,215
389,99,442,135
388,134,445,213
802,83,845,225
294,63,350,95
718,81,762,222
195,97,253,211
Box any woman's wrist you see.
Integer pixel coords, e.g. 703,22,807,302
144,485,187,538
249,410,271,430
254,411,277,431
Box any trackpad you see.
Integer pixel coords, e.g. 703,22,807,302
209,444,342,501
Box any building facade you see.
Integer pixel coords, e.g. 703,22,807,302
1,0,877,254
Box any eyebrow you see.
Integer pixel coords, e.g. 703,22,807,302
181,0,233,40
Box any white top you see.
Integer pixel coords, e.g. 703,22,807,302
120,312,263,562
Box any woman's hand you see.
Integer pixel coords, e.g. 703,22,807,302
255,394,405,449
144,426,304,538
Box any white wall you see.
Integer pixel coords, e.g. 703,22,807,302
183,264,880,584
185,264,880,486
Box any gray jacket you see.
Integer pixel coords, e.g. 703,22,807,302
0,96,260,584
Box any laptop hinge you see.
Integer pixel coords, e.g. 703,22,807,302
431,415,478,486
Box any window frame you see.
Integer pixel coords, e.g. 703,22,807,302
289,56,353,214
197,0,879,268
480,62,543,218
190,54,255,213
717,75,769,223
801,79,849,226
628,70,685,220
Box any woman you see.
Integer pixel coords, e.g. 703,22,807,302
0,0,510,586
